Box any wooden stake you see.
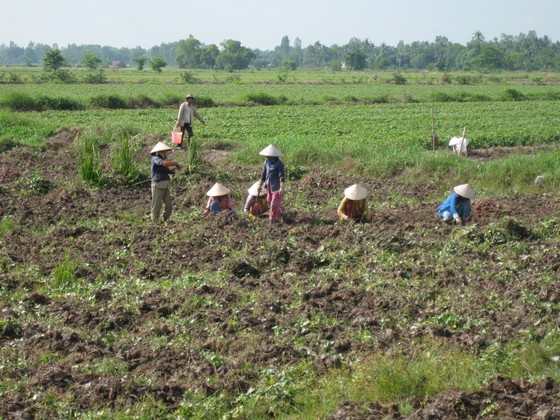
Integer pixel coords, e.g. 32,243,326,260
460,126,467,156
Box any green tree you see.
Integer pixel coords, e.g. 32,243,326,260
176,35,203,68
43,48,65,71
150,57,167,73
82,53,101,69
345,48,367,70
133,56,147,70
216,39,255,70
281,60,297,71
200,44,220,68
472,44,506,70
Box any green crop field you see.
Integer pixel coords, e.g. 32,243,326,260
1,68,560,418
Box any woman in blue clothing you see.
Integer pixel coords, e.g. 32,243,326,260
256,144,285,224
437,183,474,225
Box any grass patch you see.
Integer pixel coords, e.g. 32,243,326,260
110,133,143,185
78,131,104,186
0,217,14,236
244,92,287,105
90,94,130,109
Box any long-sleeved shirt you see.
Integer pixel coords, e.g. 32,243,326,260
176,102,204,126
437,192,471,218
260,157,285,193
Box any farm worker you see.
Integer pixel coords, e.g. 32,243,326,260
337,184,373,222
244,181,268,217
150,142,181,223
256,144,285,224
437,183,474,225
203,183,236,217
175,93,205,149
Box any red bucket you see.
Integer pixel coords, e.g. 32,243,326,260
171,131,182,145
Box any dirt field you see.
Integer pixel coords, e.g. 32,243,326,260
1,130,560,418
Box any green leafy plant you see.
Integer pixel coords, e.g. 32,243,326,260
391,72,407,85
187,138,202,173
83,69,107,84
19,173,55,195
111,133,142,185
179,71,198,84
52,252,77,290
89,94,129,109
78,133,103,186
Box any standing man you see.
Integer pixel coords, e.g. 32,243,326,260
175,93,205,149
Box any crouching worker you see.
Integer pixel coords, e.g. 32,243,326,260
337,183,373,222
438,183,474,225
244,181,268,217
150,142,181,223
257,144,285,224
203,183,236,217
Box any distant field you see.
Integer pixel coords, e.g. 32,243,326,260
3,82,560,105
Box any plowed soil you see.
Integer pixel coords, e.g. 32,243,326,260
1,130,559,418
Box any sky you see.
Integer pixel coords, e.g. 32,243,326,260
2,0,559,50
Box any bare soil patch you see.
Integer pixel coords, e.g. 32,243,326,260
1,140,560,418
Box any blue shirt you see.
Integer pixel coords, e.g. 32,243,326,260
438,192,471,218
260,157,285,193
151,155,173,183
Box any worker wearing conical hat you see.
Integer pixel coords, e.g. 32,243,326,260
203,183,235,217
337,184,373,222
438,183,474,225
256,144,285,224
244,181,269,217
150,142,181,223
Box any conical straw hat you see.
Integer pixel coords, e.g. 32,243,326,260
453,183,475,200
150,141,172,155
207,183,230,197
247,181,266,196
344,184,368,200
259,144,283,157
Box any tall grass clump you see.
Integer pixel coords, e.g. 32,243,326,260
0,92,83,111
501,88,526,101
90,94,130,109
187,138,202,173
244,92,282,105
1,92,38,111
78,132,103,186
51,252,78,291
111,133,142,185
36,95,84,111
193,96,216,107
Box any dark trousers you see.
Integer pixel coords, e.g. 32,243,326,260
180,123,194,147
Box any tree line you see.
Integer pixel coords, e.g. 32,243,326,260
1,30,559,72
